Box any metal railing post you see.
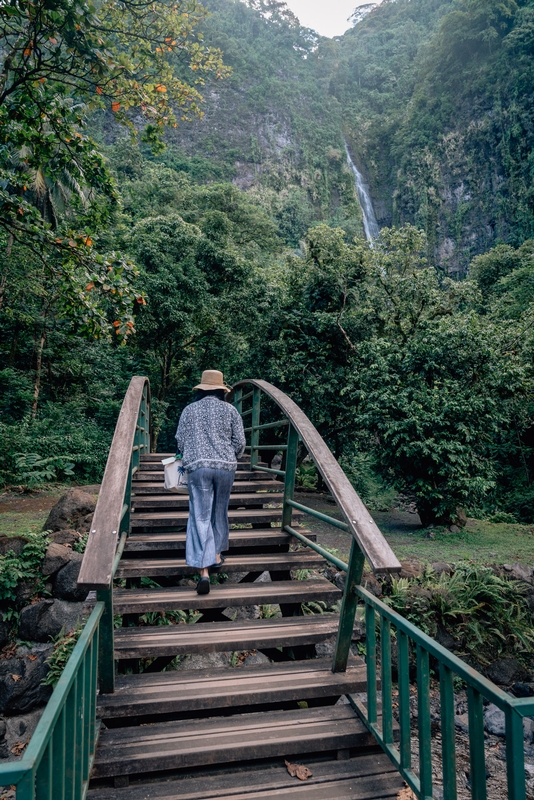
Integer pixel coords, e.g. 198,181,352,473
282,424,299,530
96,587,115,694
233,387,243,415
506,706,526,800
332,538,364,672
250,387,261,468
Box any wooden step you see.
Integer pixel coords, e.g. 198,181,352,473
87,753,403,799
113,577,340,614
138,461,264,473
115,551,325,578
130,508,304,529
97,658,365,719
91,705,374,779
123,528,315,552
132,480,281,495
134,470,269,482
113,614,340,658
141,454,252,462
131,492,284,509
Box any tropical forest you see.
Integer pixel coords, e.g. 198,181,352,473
1,0,534,795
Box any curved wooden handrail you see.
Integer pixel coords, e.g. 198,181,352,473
233,379,401,574
78,376,150,590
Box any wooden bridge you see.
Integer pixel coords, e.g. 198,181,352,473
1,377,532,800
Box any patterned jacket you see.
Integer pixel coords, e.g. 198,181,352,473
175,397,246,473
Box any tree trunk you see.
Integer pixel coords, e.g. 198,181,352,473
31,330,46,420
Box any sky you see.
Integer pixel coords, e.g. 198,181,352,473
282,0,375,38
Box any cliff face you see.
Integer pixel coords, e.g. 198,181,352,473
161,0,364,243
326,0,534,274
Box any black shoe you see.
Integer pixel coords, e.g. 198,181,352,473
197,577,210,595
210,554,225,572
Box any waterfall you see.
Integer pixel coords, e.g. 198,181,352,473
344,141,380,244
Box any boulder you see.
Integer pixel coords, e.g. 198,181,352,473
43,489,95,533
362,573,382,597
435,626,456,651
225,605,261,621
314,634,359,659
0,614,10,651
1,707,44,760
242,651,271,667
486,658,530,686
431,562,452,576
333,572,346,591
49,529,81,547
52,552,88,602
0,644,53,715
454,508,468,527
502,563,533,584
484,704,506,736
399,559,424,579
80,513,94,533
41,543,72,577
15,581,37,606
485,703,534,741
512,683,534,698
178,652,233,671
0,536,28,557
454,713,469,734
18,599,84,643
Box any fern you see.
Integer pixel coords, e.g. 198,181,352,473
42,622,84,687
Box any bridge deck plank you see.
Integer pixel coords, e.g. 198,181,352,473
91,706,377,779
97,658,364,718
115,551,325,578
87,754,402,800
113,614,340,658
123,527,315,551
113,577,340,613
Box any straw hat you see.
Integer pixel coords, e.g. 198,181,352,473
193,370,231,393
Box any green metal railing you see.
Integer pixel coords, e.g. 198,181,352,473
0,377,151,799
0,603,103,799
233,379,531,800
350,585,534,800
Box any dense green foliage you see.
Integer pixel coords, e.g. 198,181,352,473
0,0,533,527
384,563,534,664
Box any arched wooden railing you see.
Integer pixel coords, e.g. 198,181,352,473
78,375,150,692
233,380,533,800
233,379,400,673
233,379,400,573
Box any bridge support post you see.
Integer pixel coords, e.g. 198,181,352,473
233,387,243,415
332,539,364,673
250,387,261,468
282,424,299,530
96,587,115,694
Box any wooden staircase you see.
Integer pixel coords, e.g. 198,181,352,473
86,453,403,799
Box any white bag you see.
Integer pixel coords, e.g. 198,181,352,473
162,456,189,494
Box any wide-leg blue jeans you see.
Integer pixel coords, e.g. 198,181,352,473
185,467,235,569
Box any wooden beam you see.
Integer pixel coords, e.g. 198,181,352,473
78,376,150,589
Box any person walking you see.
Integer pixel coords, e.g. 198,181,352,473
176,370,246,594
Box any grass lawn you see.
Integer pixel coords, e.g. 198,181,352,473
0,486,98,539
383,518,534,566
294,492,534,568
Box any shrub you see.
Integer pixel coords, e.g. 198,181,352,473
383,563,534,665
